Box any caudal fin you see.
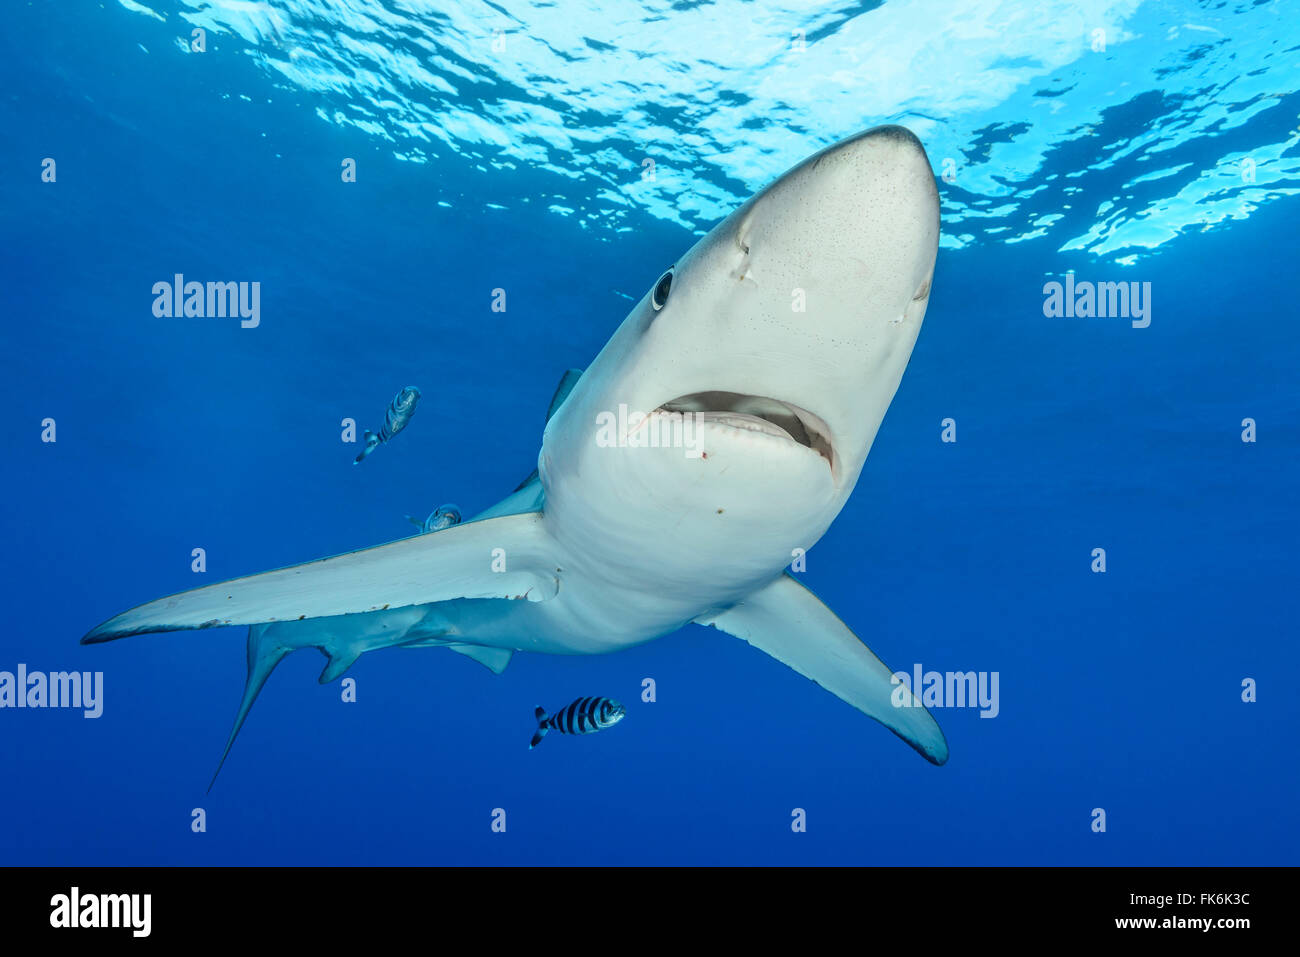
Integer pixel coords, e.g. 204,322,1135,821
353,431,381,464
529,706,548,749
209,624,290,792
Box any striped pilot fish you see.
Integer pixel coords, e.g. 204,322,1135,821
354,386,421,464
530,697,626,749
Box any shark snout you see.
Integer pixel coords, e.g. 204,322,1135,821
800,124,939,225
736,125,938,269
719,124,938,343
814,123,928,167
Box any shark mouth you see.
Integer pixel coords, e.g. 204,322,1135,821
657,391,835,470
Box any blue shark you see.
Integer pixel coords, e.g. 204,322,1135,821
83,126,946,783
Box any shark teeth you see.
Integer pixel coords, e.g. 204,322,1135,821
705,412,795,440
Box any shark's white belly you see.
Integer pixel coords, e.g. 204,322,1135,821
435,559,758,657
513,417,847,654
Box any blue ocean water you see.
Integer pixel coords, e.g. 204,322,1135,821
1,0,1297,865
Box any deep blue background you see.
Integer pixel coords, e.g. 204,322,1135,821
1,2,1296,865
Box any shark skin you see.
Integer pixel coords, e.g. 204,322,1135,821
83,125,947,778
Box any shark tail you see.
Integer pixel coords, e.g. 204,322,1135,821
529,706,549,749
209,624,291,792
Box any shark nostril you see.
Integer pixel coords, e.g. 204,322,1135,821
912,278,931,301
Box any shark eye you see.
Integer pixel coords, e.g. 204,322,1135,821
651,267,674,311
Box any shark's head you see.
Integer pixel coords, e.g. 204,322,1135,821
544,126,939,589
630,124,939,487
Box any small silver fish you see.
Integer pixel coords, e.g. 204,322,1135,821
530,697,626,749
405,504,462,534
354,386,421,464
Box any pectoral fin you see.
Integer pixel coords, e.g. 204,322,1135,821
83,512,559,644
696,574,948,765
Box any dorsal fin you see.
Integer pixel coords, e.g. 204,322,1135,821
512,368,583,494
546,368,583,422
